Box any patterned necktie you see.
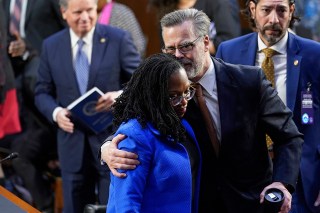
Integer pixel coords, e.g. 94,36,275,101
194,83,220,157
75,39,89,95
261,48,277,87
261,48,277,157
10,0,23,35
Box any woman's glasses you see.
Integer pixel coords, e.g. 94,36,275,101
169,87,196,106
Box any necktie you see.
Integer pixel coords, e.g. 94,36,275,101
261,48,277,156
75,39,89,95
261,48,277,86
194,83,220,157
10,0,22,35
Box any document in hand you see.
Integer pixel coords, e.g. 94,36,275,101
67,87,113,134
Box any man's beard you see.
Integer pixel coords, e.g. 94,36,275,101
179,58,202,81
258,23,286,45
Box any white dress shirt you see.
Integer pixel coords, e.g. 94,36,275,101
256,32,288,105
70,27,95,64
52,27,95,121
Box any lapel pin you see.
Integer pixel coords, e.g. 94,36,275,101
100,38,106,43
294,60,299,66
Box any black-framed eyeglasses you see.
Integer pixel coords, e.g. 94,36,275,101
162,36,202,55
169,87,196,106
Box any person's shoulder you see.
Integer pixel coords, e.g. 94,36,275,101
116,119,160,148
217,33,256,57
96,23,126,35
95,23,128,37
116,119,153,137
213,57,262,82
117,119,142,132
214,57,259,72
113,2,133,13
289,32,320,52
42,28,68,45
220,32,256,47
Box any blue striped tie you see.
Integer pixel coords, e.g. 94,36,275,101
10,0,22,35
75,39,89,94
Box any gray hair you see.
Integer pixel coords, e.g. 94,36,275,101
59,0,98,9
160,8,211,37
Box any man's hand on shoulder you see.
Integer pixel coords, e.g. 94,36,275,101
101,134,140,178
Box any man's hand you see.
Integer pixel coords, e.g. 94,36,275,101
260,182,291,213
96,91,122,112
101,134,139,178
314,190,320,207
56,108,74,133
8,32,26,57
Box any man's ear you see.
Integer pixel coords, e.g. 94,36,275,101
289,3,295,21
249,1,256,19
61,7,67,20
203,35,210,52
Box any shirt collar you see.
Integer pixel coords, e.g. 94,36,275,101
257,31,288,55
198,59,215,93
70,26,95,48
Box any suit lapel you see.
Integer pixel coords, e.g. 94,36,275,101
24,0,34,26
240,33,258,66
60,29,80,95
286,33,301,111
213,58,238,141
3,0,11,27
87,24,109,90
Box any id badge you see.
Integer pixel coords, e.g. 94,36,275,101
301,91,314,125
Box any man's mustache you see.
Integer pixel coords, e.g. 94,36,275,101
263,24,282,31
178,58,192,64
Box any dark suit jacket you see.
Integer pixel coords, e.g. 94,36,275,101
2,0,66,54
185,57,303,212
34,24,141,173
0,0,21,137
216,32,320,212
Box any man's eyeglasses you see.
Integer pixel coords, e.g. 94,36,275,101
169,87,196,106
162,36,202,55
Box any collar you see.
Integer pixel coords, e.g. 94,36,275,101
198,59,215,93
257,31,288,55
70,26,95,48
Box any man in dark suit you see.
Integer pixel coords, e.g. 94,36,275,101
1,0,66,211
216,0,320,212
0,0,21,141
100,8,303,213
34,0,141,212
1,0,66,92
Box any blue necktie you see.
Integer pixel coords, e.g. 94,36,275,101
10,0,23,35
75,39,89,94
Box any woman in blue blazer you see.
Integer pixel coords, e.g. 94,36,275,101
107,53,202,213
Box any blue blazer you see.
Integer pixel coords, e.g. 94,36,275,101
34,24,141,173
216,32,320,212
107,119,202,213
